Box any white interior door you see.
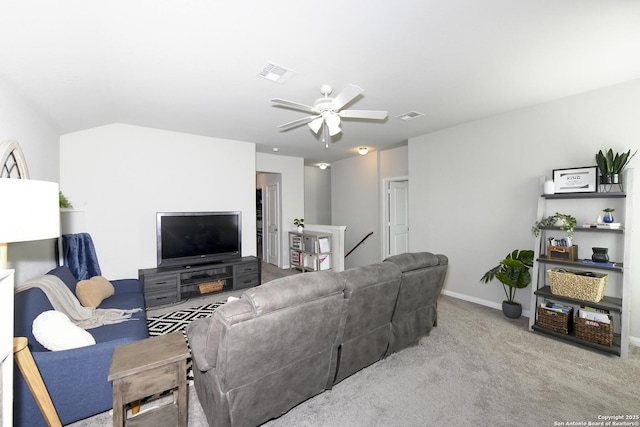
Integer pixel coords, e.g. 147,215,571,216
266,183,280,266
387,179,409,257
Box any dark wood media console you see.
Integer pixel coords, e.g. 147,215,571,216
139,256,261,308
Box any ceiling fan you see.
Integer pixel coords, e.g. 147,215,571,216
272,84,387,147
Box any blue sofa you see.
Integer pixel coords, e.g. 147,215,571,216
13,265,149,427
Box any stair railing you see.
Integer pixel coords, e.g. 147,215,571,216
345,232,373,258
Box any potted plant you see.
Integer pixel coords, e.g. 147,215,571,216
480,249,534,319
595,149,637,184
602,207,615,223
531,212,577,239
59,191,73,209
293,218,304,232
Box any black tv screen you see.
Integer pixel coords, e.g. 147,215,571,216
157,211,241,268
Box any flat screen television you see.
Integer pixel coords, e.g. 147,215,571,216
156,211,241,268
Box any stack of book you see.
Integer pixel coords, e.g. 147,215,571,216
540,302,572,313
578,307,611,324
582,222,623,229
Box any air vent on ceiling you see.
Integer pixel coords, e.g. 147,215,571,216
396,111,425,121
258,63,295,84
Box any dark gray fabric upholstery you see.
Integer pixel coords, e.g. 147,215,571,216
383,252,448,356
333,262,401,384
187,252,448,427
187,271,346,427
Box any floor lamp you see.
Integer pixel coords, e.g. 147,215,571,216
0,178,60,427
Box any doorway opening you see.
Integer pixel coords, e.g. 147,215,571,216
383,177,409,258
256,172,282,267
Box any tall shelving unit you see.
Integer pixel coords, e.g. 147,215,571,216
528,170,633,358
289,231,333,272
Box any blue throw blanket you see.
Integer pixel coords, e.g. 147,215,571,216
62,233,102,280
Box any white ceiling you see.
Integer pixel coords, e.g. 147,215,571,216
2,1,640,166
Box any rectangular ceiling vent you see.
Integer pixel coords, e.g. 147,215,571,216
396,111,425,121
258,63,295,84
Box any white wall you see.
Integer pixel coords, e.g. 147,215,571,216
331,145,409,269
256,152,304,268
304,166,331,224
332,153,381,269
379,144,408,178
0,80,61,283
408,79,640,339
60,123,256,279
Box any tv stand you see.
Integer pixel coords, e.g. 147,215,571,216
138,256,261,308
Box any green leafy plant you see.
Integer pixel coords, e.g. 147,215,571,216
603,207,615,213
59,191,73,209
531,212,577,239
480,249,534,303
612,149,637,174
595,149,637,176
293,218,304,228
595,149,613,176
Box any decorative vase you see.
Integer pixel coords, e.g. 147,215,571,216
603,212,614,223
502,301,522,319
543,180,555,195
297,226,303,233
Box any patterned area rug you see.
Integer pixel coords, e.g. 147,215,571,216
146,302,224,383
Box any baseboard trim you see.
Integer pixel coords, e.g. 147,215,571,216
441,290,531,319
442,290,640,348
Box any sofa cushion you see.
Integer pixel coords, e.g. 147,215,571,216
47,265,79,293
383,252,443,272
76,276,115,307
32,310,96,351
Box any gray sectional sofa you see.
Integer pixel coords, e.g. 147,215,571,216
186,252,448,427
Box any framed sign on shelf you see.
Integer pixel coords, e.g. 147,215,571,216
553,166,598,193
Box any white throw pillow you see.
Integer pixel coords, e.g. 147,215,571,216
32,310,96,351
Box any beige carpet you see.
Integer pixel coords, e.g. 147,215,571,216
69,290,640,427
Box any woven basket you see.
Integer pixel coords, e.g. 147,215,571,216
574,315,613,346
198,280,225,294
537,306,572,334
547,268,608,302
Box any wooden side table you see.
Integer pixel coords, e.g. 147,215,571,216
108,332,189,427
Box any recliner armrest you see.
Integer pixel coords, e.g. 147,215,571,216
186,317,216,372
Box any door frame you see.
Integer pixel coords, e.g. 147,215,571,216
263,181,282,267
381,176,409,259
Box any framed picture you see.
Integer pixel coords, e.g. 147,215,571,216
553,166,598,193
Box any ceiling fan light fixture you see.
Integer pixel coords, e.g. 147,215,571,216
308,117,324,134
258,62,296,84
325,112,341,136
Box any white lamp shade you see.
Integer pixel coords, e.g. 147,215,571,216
0,179,60,243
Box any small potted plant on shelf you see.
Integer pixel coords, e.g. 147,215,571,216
595,148,637,184
602,208,615,223
531,212,577,239
293,218,304,232
480,249,534,319
59,191,73,209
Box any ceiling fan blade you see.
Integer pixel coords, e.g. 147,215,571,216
271,98,316,114
339,109,388,120
278,115,319,131
331,84,363,111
